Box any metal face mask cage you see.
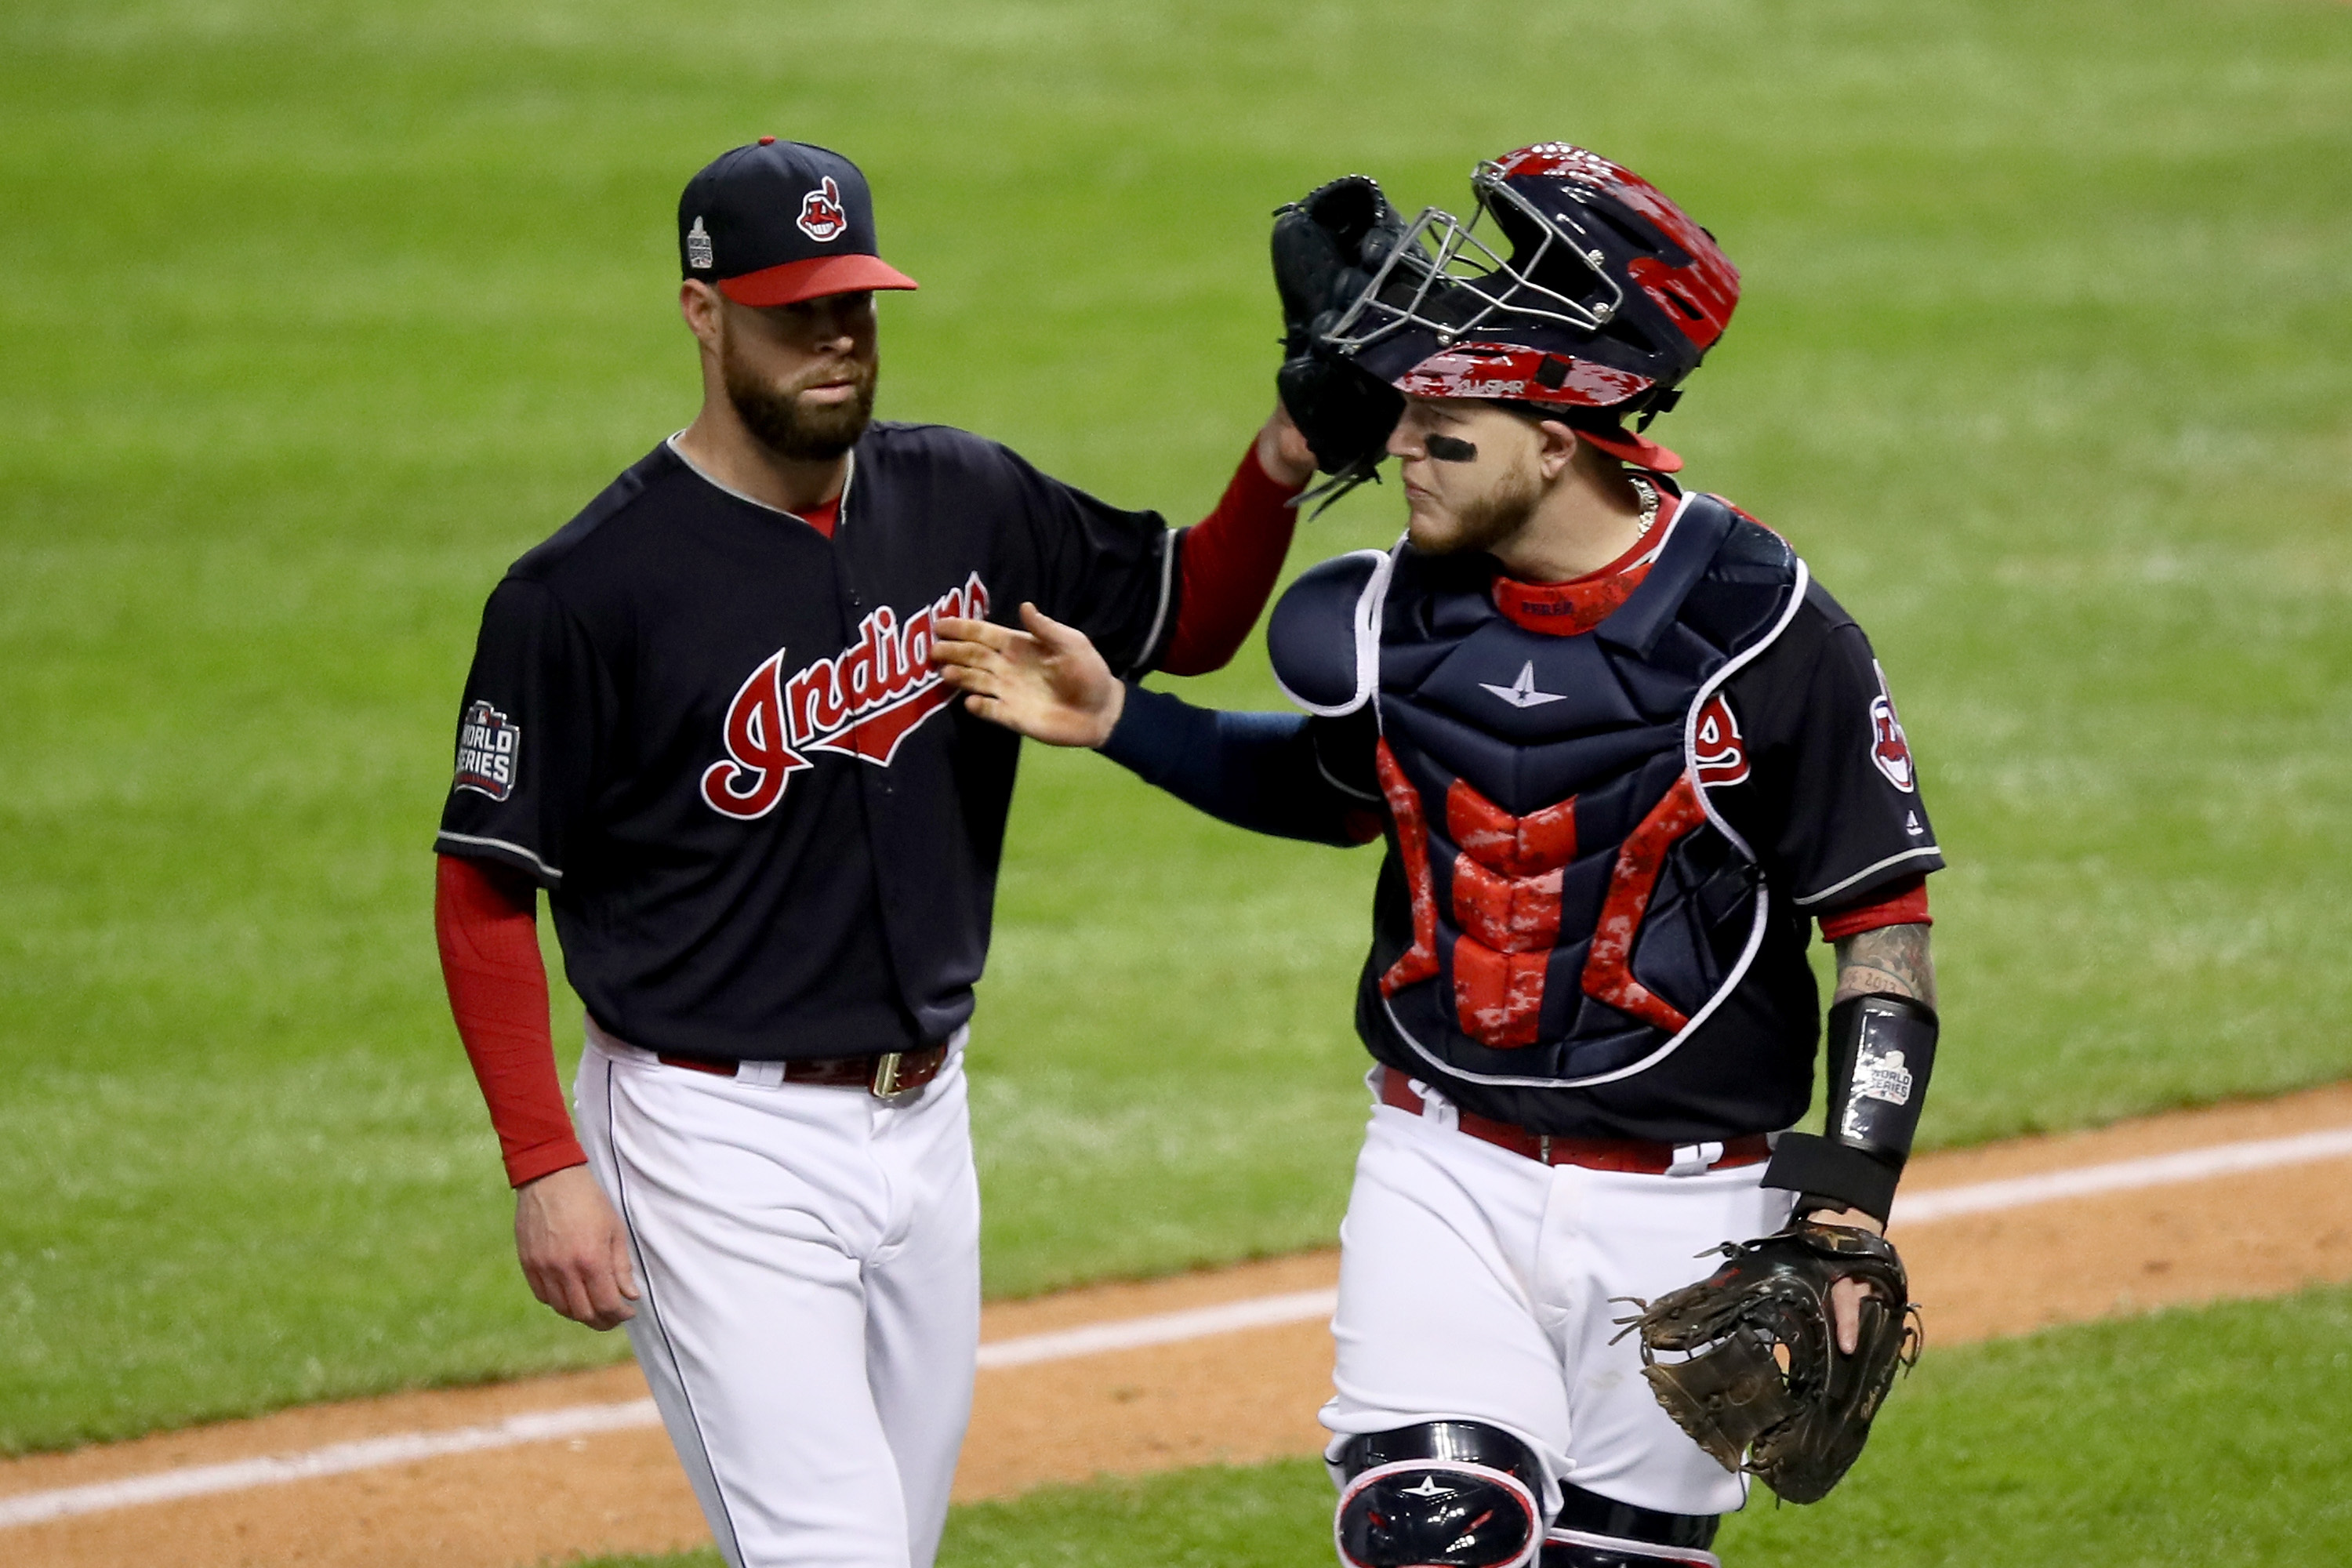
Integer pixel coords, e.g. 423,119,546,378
1319,158,1628,357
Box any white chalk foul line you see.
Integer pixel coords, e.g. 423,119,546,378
7,1123,2349,1530
975,1287,1339,1370
1891,1124,2352,1225
0,1400,663,1529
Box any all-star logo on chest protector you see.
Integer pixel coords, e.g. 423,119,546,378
1480,661,1567,710
701,573,989,820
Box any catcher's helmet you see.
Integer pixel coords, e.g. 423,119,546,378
1324,144,1738,470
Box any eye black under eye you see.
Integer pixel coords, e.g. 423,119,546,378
1425,434,1479,463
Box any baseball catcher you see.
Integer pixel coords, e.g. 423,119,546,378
935,143,1943,1566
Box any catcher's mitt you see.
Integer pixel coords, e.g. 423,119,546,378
1270,175,1409,506
1619,1221,1922,1504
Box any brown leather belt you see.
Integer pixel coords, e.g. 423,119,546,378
1379,1068,1770,1174
657,1043,949,1098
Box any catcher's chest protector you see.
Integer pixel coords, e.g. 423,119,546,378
1272,498,1804,1089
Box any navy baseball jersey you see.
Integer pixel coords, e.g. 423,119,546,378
437,423,1177,1061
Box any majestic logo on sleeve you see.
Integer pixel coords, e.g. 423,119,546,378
699,574,989,820
1867,661,1916,793
453,701,521,802
797,177,849,243
1691,693,1748,786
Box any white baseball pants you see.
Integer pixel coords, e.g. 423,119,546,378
577,1026,981,1568
1321,1081,1795,1520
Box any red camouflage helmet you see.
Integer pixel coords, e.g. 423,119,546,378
1327,143,1739,471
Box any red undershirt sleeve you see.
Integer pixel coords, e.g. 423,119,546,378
435,853,587,1188
1156,442,1305,676
1816,873,1932,942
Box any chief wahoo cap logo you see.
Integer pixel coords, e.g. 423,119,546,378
797,176,849,243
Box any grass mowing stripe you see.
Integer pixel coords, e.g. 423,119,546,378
574,1285,2352,1568
5,0,2350,1451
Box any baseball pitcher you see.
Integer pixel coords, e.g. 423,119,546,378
433,139,1315,1568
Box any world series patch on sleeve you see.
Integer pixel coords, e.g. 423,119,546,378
453,700,520,803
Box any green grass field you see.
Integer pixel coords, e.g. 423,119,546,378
2,0,2349,1457
579,1286,2352,1568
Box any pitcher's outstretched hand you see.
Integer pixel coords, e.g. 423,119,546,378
934,602,1125,748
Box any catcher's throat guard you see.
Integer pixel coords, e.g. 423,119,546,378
1620,1223,1922,1504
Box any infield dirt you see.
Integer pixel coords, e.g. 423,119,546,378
6,1082,2350,1568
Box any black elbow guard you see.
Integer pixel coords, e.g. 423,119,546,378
1763,993,1939,1224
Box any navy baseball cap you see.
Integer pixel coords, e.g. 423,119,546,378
678,138,919,307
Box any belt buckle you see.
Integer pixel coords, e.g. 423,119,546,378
1664,1140,1725,1178
869,1051,906,1101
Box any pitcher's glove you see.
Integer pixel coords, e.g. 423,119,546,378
1618,1221,1923,1504
1270,175,1409,506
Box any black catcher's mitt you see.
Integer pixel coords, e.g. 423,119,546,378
1620,1222,1922,1504
1270,175,1409,506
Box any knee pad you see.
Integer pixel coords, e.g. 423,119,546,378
1334,1421,1544,1568
1540,1479,1721,1568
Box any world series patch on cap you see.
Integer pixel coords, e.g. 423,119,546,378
679,138,919,307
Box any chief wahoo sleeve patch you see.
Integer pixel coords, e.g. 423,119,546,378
1866,661,1915,793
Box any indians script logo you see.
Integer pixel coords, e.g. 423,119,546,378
1691,693,1748,786
797,177,849,243
454,701,521,802
1867,661,1915,793
699,574,988,820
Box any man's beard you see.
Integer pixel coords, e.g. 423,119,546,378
1411,462,1541,557
722,342,878,462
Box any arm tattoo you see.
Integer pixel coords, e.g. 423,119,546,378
1833,923,1936,1010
